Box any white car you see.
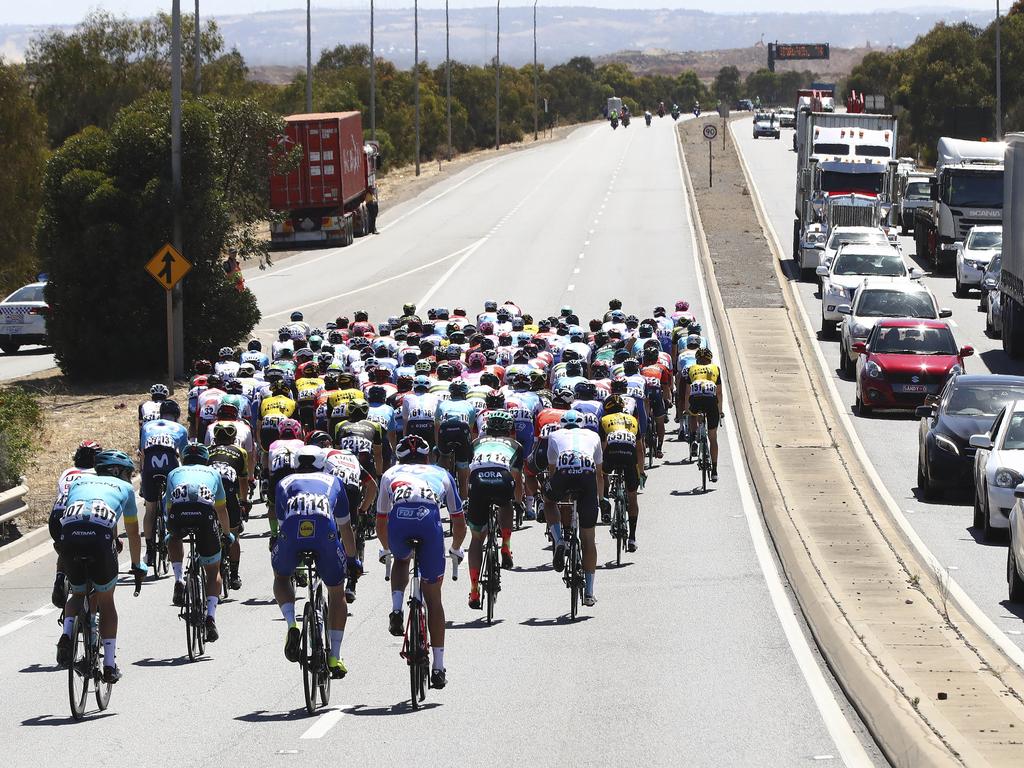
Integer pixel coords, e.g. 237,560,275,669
837,279,951,376
752,113,780,139
777,107,796,128
955,225,1001,297
0,280,48,354
817,244,921,338
800,225,893,279
971,400,1024,540
1009,490,1024,602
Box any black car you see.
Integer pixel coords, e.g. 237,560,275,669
917,374,1024,498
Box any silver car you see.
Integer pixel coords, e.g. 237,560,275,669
983,255,1002,337
1010,488,1024,602
0,281,48,354
818,244,920,338
955,225,1001,297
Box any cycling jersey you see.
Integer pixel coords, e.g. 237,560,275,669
60,474,139,592
467,435,523,531
687,363,720,397
62,475,139,528
402,392,441,440
139,399,181,423
210,443,249,527
334,419,383,473
469,435,523,473
547,428,602,475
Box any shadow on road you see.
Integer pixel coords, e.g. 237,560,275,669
1,346,52,357
343,701,441,716
999,600,1024,621
447,617,505,630
520,615,593,627
979,349,1024,377
669,488,717,497
966,525,1009,546
23,712,116,726
235,708,310,723
19,663,63,674
134,656,212,667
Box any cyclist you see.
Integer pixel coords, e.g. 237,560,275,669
139,383,182,425
164,442,232,642
241,339,270,371
401,375,440,449
194,373,226,439
49,440,102,608
466,411,524,608
259,379,297,473
599,395,642,551
435,380,479,498
334,399,384,478
376,435,466,690
641,346,673,458
215,346,240,380
139,416,189,572
675,333,702,430
54,450,145,683
543,410,604,607
273,445,360,679
267,418,306,542
683,347,724,483
365,385,399,467
209,422,250,591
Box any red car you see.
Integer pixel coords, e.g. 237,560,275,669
853,319,973,415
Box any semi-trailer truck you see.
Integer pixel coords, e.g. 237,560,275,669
1000,135,1024,356
269,111,380,248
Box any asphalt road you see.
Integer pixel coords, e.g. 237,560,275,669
731,116,1024,653
0,346,56,381
0,118,883,766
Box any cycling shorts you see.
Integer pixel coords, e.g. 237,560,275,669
467,468,515,532
647,390,667,419
61,522,119,593
222,478,242,529
404,420,436,449
526,438,549,478
386,502,446,583
166,503,222,566
437,421,472,468
271,514,346,587
604,450,641,492
543,470,598,529
690,394,720,430
141,446,178,502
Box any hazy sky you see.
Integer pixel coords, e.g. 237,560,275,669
0,1,998,26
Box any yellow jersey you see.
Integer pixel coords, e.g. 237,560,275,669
260,395,297,419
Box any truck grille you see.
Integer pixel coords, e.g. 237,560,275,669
957,218,1000,238
830,205,876,228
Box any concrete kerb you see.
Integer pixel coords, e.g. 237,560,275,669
676,127,958,766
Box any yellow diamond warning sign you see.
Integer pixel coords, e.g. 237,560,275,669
145,243,191,291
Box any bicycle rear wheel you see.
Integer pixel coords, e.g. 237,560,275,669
485,532,498,625
408,602,423,710
700,439,709,493
569,537,580,620
154,515,169,577
68,615,89,720
614,495,626,566
316,585,331,706
187,567,206,660
301,601,318,715
94,609,112,711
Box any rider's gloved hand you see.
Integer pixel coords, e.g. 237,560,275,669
449,546,465,563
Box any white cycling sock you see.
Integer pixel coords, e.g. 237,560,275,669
63,617,74,636
550,522,564,545
329,629,344,658
207,595,218,619
584,571,595,596
432,646,444,670
171,562,183,581
391,590,404,613
281,602,296,626
102,638,116,667
525,495,535,514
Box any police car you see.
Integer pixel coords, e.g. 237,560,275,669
0,279,48,354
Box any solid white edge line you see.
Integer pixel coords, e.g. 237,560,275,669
417,239,489,308
299,706,346,739
729,119,1024,672
675,124,874,767
0,539,55,579
0,605,59,639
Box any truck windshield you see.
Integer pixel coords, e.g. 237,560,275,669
947,172,1003,208
855,145,891,158
904,182,929,200
814,143,849,156
821,171,884,195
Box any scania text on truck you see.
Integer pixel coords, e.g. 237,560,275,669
914,137,1004,271
269,111,380,248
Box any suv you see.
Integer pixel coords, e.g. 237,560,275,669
0,280,48,354
837,278,951,376
752,112,780,140
776,107,796,128
818,244,919,338
897,173,931,234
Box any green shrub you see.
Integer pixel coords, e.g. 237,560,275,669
0,389,41,491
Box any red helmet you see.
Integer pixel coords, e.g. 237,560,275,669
278,418,303,440
73,440,103,469
675,300,689,312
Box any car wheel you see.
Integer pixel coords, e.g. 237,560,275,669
982,488,994,542
954,273,967,298
820,314,835,339
986,311,995,336
1010,545,1024,602
980,292,988,311
855,392,872,417
0,343,20,355
842,346,856,378
973,485,985,528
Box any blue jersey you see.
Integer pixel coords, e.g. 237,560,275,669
367,403,398,434
241,350,270,370
164,465,226,510
139,418,189,454
435,398,479,426
62,474,139,529
276,472,350,524
571,400,602,433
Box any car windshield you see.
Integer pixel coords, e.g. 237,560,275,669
821,171,885,195
948,172,1003,208
827,231,885,250
904,182,930,201
833,251,904,277
871,326,956,355
856,290,936,319
1001,413,1024,451
985,256,1002,279
3,285,44,303
946,383,1024,417
967,230,1002,249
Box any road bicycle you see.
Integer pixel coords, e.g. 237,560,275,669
152,476,170,579
400,539,430,710
179,531,208,661
608,469,629,566
694,412,711,493
646,417,657,470
480,501,503,624
559,489,585,620
66,583,111,720
298,553,331,715
347,507,375,601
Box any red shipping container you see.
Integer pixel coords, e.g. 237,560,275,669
270,112,368,212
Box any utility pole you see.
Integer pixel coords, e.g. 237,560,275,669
414,0,421,176
370,0,376,140
533,0,538,141
446,0,452,160
996,0,1002,138
170,0,185,380
305,0,313,112
193,0,201,95
495,0,501,150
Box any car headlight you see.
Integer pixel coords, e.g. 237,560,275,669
865,360,883,379
933,433,960,455
948,364,963,376
994,468,1024,488
967,259,985,269
983,278,997,289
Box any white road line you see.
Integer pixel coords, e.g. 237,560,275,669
729,119,1024,672
566,284,575,292
417,239,490,308
0,604,59,639
676,125,873,767
299,706,346,739
0,539,55,578
573,268,580,274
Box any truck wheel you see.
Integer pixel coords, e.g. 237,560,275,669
0,343,19,355
792,220,800,260
1004,298,1024,358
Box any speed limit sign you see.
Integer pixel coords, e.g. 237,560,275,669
703,124,718,141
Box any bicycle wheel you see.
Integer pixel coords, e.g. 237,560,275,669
569,536,580,620
485,532,498,625
408,601,423,710
316,585,331,706
514,501,524,530
615,496,625,566
68,614,89,720
94,608,112,711
183,568,196,661
154,515,169,577
187,567,206,660
700,438,709,493
301,600,317,715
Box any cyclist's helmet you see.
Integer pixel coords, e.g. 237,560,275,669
609,310,625,323
396,435,431,462
402,350,419,365
295,445,325,472
480,372,500,389
591,361,610,379
247,339,262,352
206,373,224,390
212,422,237,444
552,386,575,406
328,330,345,344
484,390,506,409
347,400,369,421
613,349,630,364
396,375,414,392
675,300,690,312
414,360,432,375
689,322,702,335
686,334,702,348
278,419,303,440
485,410,514,436
216,401,240,421
574,380,597,400
608,298,623,310
308,335,323,351
638,323,654,338
73,440,103,469
467,352,486,371
436,363,455,381
529,369,547,390
564,360,583,377
237,363,256,378
181,442,210,466
219,346,234,360
413,375,431,392
337,372,357,389
149,384,169,401
270,380,291,397
696,347,713,364
653,306,667,317
193,359,213,375
307,430,333,448
496,307,512,322
366,385,387,404
403,302,417,315
511,372,530,389
290,311,304,322
610,376,628,394
449,380,469,398
224,379,244,395
93,450,134,478
622,358,640,375
560,410,582,429
322,372,340,390
603,394,626,414
560,305,573,318
561,348,579,363
484,300,498,312
625,314,639,328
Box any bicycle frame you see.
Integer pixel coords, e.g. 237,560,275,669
400,543,430,709
300,554,330,715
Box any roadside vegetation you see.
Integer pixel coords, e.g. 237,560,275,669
0,388,41,492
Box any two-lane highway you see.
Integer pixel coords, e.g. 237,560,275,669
0,118,882,766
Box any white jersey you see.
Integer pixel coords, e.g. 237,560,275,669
546,428,602,475
203,419,255,458
271,340,294,361
215,360,240,380
53,467,95,514
402,392,441,427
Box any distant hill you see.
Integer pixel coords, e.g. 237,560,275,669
0,6,992,68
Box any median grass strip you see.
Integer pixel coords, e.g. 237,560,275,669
679,118,1024,767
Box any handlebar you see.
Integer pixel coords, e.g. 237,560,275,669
449,547,464,582
380,548,393,581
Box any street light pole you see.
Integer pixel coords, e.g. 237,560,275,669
193,0,201,95
370,0,376,140
446,0,452,161
170,0,185,380
414,0,421,176
305,0,312,112
495,0,501,150
533,0,538,141
996,0,1002,138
